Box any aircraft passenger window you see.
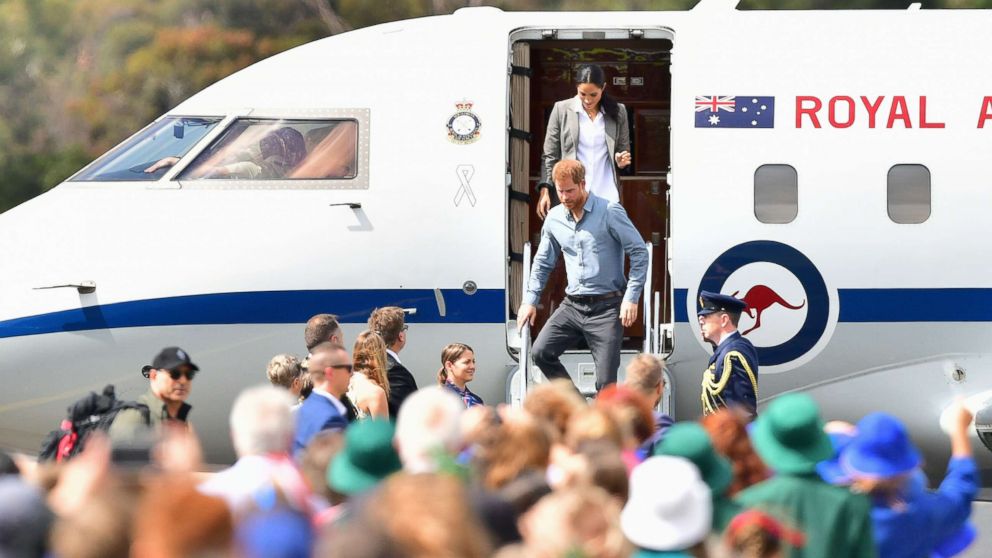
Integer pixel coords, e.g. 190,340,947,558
71,117,222,181
178,118,358,181
887,165,930,224
754,164,798,224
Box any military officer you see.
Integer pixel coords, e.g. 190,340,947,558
697,291,759,420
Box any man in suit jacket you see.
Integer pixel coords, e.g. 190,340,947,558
293,342,353,457
369,306,418,417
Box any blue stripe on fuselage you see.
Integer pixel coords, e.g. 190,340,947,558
0,288,506,339
674,288,992,323
5,287,990,340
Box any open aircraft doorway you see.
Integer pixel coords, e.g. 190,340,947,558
506,27,674,399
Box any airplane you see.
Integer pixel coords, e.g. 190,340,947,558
1,0,990,515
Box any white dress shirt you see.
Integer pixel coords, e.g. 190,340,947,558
575,98,619,204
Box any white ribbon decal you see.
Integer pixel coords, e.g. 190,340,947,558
454,164,477,207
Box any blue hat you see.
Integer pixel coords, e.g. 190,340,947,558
697,291,747,316
236,508,313,558
816,430,856,485
841,413,921,479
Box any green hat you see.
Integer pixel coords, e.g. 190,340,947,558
655,422,732,496
751,393,833,474
327,420,402,495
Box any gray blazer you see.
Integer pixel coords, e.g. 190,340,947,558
539,96,630,192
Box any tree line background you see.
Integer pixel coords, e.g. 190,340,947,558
0,0,981,212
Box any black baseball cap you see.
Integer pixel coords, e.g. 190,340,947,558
149,347,199,373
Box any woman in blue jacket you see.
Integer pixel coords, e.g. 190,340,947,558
839,405,978,558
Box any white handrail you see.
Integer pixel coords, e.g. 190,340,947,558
654,290,662,354
642,241,653,354
520,241,533,396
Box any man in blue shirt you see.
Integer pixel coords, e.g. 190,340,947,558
517,160,648,391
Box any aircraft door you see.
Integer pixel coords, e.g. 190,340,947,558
506,29,675,356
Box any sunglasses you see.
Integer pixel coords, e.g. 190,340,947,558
164,369,197,381
330,364,354,374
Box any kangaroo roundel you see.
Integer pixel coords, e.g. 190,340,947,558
696,241,837,371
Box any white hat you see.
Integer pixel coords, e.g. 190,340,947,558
620,456,712,551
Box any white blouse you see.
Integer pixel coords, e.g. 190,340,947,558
575,100,619,204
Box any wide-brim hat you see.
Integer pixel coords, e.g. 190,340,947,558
620,456,712,551
840,412,921,479
655,422,732,496
751,394,833,474
328,419,402,495
816,430,857,485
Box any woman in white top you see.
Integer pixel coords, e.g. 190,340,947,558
349,330,390,419
537,64,632,219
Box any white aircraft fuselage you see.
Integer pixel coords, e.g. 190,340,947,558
1,1,990,492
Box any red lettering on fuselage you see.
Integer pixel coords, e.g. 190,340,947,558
796,95,943,129
978,97,992,128
796,96,822,128
861,96,885,128
828,96,855,128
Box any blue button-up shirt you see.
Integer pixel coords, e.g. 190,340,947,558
525,193,648,305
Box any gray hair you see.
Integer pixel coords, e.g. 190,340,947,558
395,387,464,473
229,385,296,457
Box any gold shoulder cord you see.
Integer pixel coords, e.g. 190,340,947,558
701,351,758,415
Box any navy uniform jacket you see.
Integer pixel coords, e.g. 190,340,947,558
701,331,759,419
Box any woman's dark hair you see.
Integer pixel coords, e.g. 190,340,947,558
575,64,620,120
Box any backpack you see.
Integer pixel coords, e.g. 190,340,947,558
38,384,150,462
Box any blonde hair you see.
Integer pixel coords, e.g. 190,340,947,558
353,330,390,397
564,408,624,451
266,353,302,390
437,343,473,386
520,486,630,558
624,353,663,394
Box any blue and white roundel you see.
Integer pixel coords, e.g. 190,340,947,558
695,241,837,371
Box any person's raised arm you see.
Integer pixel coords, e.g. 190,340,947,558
950,401,974,458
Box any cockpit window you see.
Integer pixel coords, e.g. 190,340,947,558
178,119,358,180
71,117,222,182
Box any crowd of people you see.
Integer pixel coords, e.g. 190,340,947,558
0,71,981,553
0,305,981,558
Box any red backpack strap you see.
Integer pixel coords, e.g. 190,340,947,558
56,419,78,463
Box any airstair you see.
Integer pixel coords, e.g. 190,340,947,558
507,241,675,416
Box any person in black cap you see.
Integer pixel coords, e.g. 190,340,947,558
697,291,759,420
110,347,199,438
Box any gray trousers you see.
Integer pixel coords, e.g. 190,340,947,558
531,296,623,390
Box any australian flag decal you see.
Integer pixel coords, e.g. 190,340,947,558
695,96,775,128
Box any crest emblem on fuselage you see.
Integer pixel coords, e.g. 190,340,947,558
447,101,481,144
694,241,838,373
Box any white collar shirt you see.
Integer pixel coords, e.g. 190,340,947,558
573,96,619,204
311,387,347,416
